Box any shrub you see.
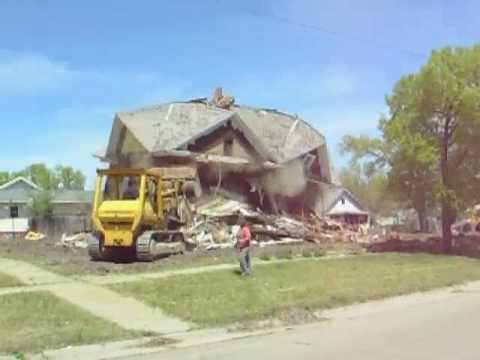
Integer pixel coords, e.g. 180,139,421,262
276,247,294,260
258,251,272,261
28,190,53,217
312,248,327,257
301,248,314,258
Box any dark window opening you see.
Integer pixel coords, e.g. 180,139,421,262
340,197,345,205
10,206,19,218
308,157,322,179
224,137,233,156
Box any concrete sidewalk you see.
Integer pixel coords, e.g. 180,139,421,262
0,257,66,285
0,258,191,334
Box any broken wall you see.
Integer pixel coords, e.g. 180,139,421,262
260,160,307,198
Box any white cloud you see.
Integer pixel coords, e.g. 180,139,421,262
0,50,189,103
0,51,69,95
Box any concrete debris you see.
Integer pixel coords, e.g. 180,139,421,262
57,232,89,248
257,238,304,247
196,198,257,218
182,195,370,251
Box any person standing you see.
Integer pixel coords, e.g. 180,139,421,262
236,217,253,276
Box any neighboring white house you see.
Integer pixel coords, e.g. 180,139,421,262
0,177,93,235
315,184,369,225
0,177,40,221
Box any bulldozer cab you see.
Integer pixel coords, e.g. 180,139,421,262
103,175,140,200
99,173,160,215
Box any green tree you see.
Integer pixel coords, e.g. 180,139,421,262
54,165,86,190
0,172,10,185
343,46,480,249
383,46,480,251
5,163,86,190
340,134,435,231
28,190,53,217
12,164,57,190
337,164,397,217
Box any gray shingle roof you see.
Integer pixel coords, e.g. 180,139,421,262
52,190,94,203
0,188,93,204
0,189,33,203
113,101,326,163
233,106,325,162
0,177,39,191
116,103,231,153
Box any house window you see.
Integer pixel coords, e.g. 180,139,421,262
223,137,233,156
10,205,19,218
340,197,345,205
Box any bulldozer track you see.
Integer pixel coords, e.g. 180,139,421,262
136,231,155,261
87,234,104,261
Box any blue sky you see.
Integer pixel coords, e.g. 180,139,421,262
0,0,478,188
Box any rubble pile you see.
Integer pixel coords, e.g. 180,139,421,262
183,196,365,250
51,196,372,254
57,232,89,248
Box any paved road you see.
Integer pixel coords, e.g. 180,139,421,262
123,282,480,360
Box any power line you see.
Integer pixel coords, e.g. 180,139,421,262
225,2,429,60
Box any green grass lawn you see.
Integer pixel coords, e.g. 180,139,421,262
0,272,22,288
0,291,135,354
111,253,480,327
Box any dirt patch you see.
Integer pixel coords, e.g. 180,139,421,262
0,237,236,276
0,237,361,277
136,337,179,348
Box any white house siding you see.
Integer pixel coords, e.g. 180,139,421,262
328,197,366,216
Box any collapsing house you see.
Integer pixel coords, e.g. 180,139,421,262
97,89,336,217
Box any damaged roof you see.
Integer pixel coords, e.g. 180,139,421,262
110,101,326,163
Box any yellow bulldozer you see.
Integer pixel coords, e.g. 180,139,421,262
88,167,196,261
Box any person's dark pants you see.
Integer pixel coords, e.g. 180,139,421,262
239,247,252,275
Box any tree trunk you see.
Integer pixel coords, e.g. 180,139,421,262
414,189,428,232
417,208,427,233
440,119,453,253
441,204,453,253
